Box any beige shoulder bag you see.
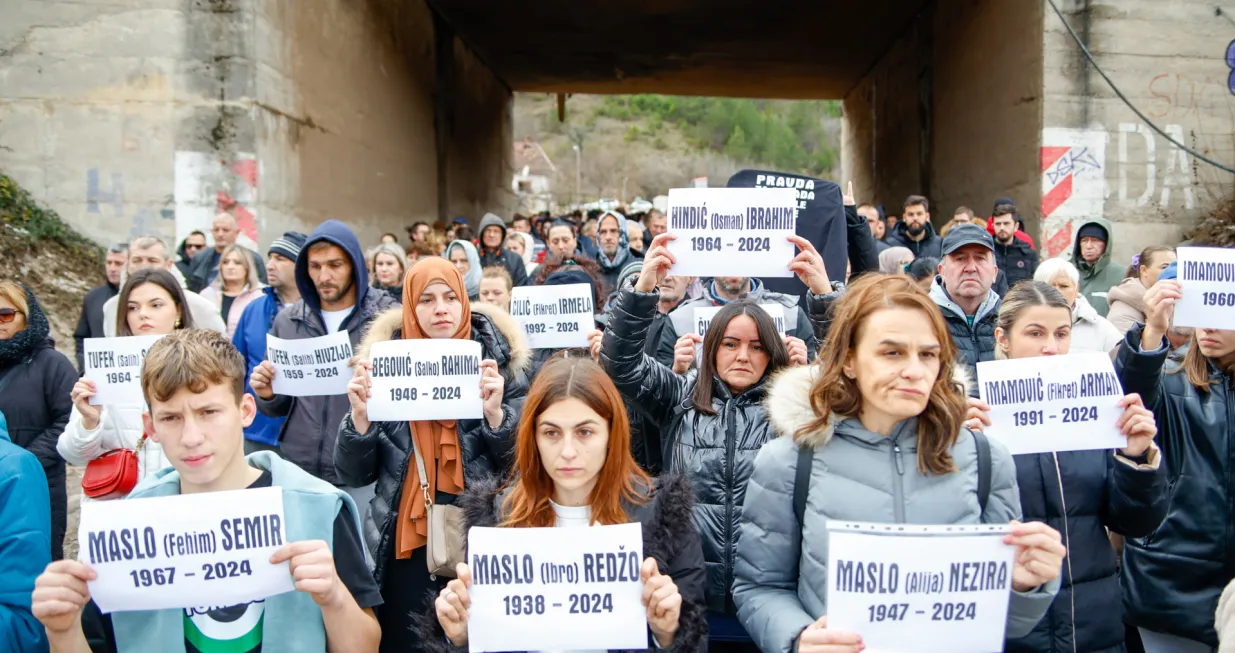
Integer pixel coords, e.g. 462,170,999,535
410,435,466,578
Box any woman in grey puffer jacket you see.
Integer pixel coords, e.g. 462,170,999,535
602,234,833,650
733,274,1066,653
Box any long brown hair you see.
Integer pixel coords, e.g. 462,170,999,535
692,300,789,414
1172,333,1230,393
116,268,195,337
501,357,650,528
796,274,967,475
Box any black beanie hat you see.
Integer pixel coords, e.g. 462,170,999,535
1076,223,1108,243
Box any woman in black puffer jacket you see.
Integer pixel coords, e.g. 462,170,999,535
600,234,832,651
334,258,530,653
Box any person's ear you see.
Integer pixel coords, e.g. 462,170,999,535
143,411,161,443
995,327,1011,354
240,393,257,428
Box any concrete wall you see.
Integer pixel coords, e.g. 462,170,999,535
0,0,512,252
1040,0,1235,262
843,0,1044,233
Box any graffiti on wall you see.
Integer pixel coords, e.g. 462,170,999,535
86,168,174,239
1041,127,1107,258
173,152,260,246
1227,39,1234,94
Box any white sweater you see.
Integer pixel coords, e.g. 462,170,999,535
58,404,171,502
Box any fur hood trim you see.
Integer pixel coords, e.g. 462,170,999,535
765,363,974,447
352,302,530,376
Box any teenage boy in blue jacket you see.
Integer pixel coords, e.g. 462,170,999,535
0,410,51,652
31,329,381,653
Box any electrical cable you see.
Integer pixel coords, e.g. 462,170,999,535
1046,0,1235,174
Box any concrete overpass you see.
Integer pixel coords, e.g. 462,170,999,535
2,0,1232,262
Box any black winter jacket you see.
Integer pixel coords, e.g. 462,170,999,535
413,474,709,653
602,287,827,614
845,204,883,279
1006,448,1167,653
995,238,1040,287
1115,326,1235,646
0,292,76,561
73,282,118,371
883,220,944,260
333,305,531,585
479,248,528,287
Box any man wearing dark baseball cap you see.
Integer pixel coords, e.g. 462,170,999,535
928,223,1003,387
233,231,308,452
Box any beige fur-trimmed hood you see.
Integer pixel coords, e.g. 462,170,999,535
352,302,531,376
764,362,974,447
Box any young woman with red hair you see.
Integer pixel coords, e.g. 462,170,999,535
422,355,708,652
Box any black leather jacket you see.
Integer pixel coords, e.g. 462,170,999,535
1115,325,1234,646
601,287,827,614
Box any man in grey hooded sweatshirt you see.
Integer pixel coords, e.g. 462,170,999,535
594,210,641,292
477,213,528,286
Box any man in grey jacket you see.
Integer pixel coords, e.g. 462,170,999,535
249,219,396,490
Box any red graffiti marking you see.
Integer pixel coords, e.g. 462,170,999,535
1046,221,1074,259
1040,146,1071,173
1041,175,1073,220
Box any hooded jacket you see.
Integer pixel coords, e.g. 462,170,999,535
233,286,290,446
732,365,1060,653
412,474,709,653
594,211,639,292
333,304,530,584
0,412,51,652
256,220,397,484
1116,326,1235,646
1071,218,1124,316
477,213,528,286
883,219,944,260
602,287,830,615
928,277,1001,384
74,281,118,371
0,287,76,561
447,240,483,299
1105,277,1148,335
656,279,818,369
1069,294,1123,355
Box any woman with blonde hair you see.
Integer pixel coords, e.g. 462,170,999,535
370,241,408,301
200,244,265,338
421,356,708,651
733,274,1066,653
477,265,513,313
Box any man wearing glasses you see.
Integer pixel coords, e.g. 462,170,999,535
175,230,208,278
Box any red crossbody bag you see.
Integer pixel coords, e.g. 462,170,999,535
82,433,147,500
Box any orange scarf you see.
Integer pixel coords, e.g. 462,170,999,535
395,258,473,558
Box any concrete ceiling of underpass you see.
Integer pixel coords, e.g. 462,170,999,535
426,0,930,99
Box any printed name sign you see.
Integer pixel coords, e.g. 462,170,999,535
467,523,646,652
365,339,483,422
509,284,595,349
78,486,295,613
826,522,1015,653
977,352,1126,455
665,187,798,277
266,331,353,397
84,335,165,405
670,303,789,365
1173,246,1235,330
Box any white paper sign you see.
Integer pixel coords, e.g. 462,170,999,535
266,331,353,397
78,486,294,613
467,523,646,652
826,522,1015,653
1174,246,1235,330
83,335,165,405
665,187,798,277
509,284,595,349
977,352,1126,455
365,339,483,422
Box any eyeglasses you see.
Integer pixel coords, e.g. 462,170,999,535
0,308,24,323
185,243,205,252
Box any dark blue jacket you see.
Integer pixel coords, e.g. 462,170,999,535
232,286,287,446
0,411,51,652
1006,448,1167,653
1116,326,1235,646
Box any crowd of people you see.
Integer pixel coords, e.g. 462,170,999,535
0,191,1230,653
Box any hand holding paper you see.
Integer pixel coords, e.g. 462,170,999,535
798,617,863,653
70,379,103,430
672,334,701,374
1004,521,1066,592
271,540,346,608
588,328,604,362
788,235,831,295
479,359,505,429
635,234,677,293
1116,393,1157,458
32,560,97,635
784,335,808,367
964,397,992,432
1141,280,1181,350
436,562,473,647
346,360,373,434
640,558,681,648
250,360,277,400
